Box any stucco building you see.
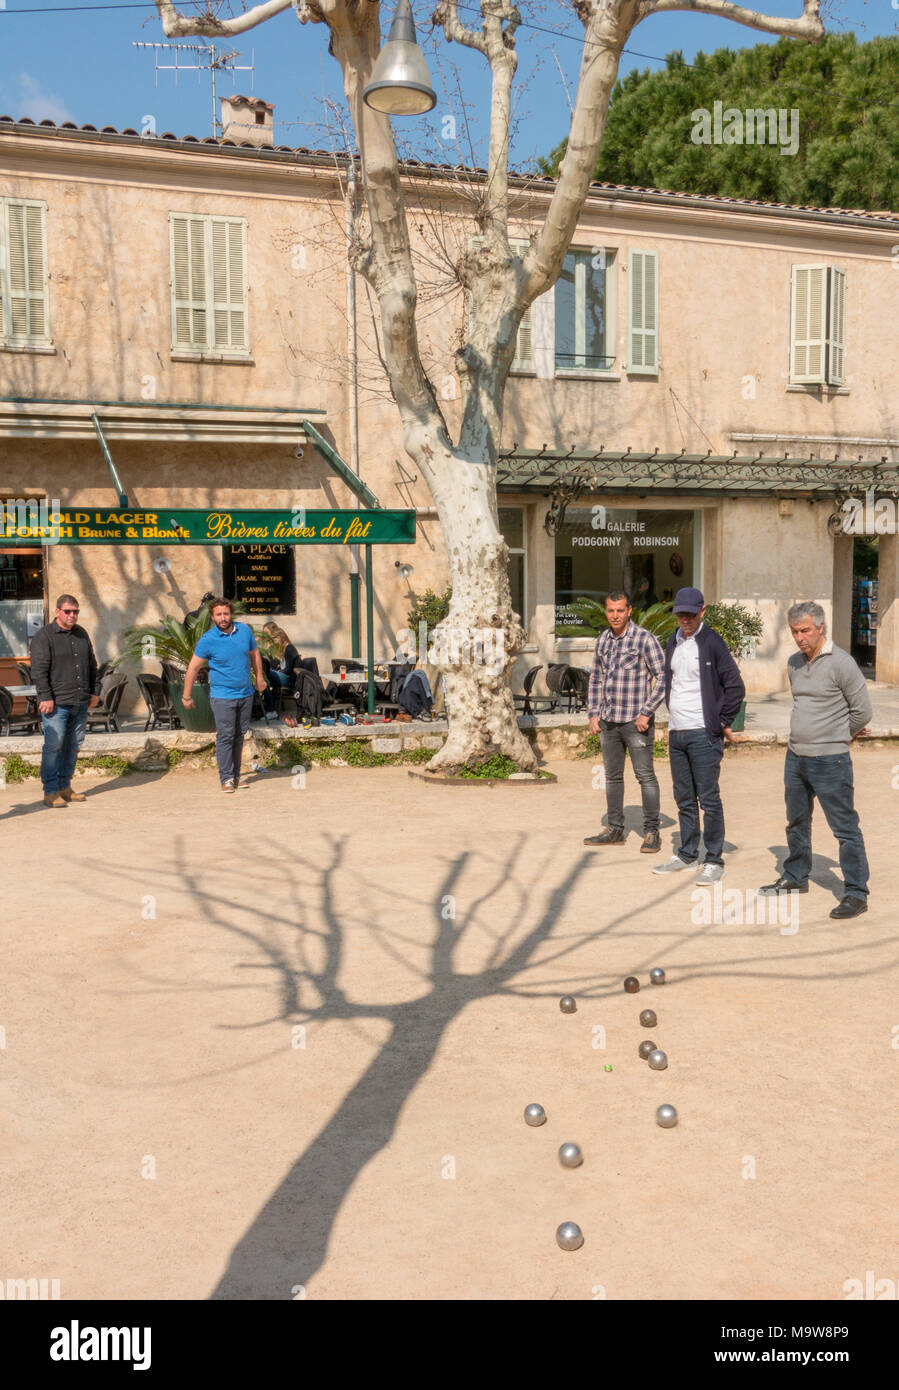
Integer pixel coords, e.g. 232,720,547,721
1,107,898,704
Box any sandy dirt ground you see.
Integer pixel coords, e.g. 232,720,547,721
1,745,897,1301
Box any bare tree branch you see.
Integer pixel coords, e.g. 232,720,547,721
644,0,824,42
154,0,296,38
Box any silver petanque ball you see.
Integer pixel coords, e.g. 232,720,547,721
556,1221,584,1251
650,967,666,985
559,995,577,1014
558,1142,583,1168
656,1104,678,1128
524,1103,547,1127
648,1049,668,1070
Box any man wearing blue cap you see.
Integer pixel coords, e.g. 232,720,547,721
653,588,745,884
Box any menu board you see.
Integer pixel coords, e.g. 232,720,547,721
222,544,296,615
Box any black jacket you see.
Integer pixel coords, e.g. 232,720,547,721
663,624,745,738
30,621,100,705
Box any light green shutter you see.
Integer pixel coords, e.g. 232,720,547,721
211,218,248,350
627,248,658,374
170,214,208,349
790,264,827,384
2,200,50,345
827,266,846,386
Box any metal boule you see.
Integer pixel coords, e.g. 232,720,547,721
639,1009,657,1028
624,976,640,993
559,995,577,1013
558,1142,583,1168
648,1049,668,1070
656,1104,678,1128
638,1039,656,1060
650,967,666,985
556,1221,584,1251
524,1103,546,1126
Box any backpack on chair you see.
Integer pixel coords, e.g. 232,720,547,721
291,666,324,722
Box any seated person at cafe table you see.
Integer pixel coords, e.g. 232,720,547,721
261,621,300,721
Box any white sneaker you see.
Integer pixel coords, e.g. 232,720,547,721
696,863,724,885
652,855,692,875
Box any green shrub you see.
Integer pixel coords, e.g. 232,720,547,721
407,586,452,645
704,602,763,658
459,753,521,779
0,754,41,782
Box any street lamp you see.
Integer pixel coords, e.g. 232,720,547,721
362,0,437,116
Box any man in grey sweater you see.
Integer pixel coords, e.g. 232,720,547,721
760,601,872,918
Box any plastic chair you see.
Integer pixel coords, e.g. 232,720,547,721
86,674,128,733
0,685,42,736
137,674,181,731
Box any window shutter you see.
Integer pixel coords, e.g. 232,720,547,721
510,238,534,370
170,214,208,349
827,266,846,386
790,264,827,384
3,201,49,344
211,218,248,350
627,249,658,374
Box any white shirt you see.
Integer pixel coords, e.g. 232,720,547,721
668,623,705,731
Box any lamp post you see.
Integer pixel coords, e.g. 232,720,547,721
362,0,437,115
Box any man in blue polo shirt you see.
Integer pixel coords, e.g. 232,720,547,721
183,597,267,792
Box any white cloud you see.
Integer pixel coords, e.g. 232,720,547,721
10,73,75,125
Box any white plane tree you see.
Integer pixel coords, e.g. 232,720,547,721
155,0,824,772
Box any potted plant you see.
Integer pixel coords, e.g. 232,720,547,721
115,602,274,733
703,601,764,733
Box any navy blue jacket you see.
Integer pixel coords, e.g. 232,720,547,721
663,624,745,738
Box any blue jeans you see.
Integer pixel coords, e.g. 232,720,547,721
210,695,254,783
783,749,869,897
41,701,90,793
668,728,725,865
263,669,290,714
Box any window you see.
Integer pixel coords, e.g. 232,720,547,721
790,264,846,386
170,213,249,355
554,507,696,636
554,249,613,372
626,248,658,375
469,237,534,371
0,199,50,347
499,507,526,623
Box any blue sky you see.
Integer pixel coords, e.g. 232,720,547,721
0,0,895,167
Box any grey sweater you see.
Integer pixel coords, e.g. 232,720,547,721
788,642,872,756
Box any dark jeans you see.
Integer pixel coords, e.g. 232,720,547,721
41,701,90,793
783,749,869,897
210,695,254,784
668,728,725,865
599,718,660,833
263,669,290,714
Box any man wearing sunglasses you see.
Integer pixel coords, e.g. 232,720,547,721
30,595,101,808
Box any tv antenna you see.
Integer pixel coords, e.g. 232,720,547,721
133,41,255,138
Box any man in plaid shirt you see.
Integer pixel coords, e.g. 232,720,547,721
584,590,665,853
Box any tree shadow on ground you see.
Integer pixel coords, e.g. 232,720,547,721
93,831,899,1300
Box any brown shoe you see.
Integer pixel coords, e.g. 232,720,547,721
43,792,67,808
394,712,413,722
59,788,87,802
640,832,662,854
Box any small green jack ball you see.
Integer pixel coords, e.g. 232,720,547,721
604,1064,612,1072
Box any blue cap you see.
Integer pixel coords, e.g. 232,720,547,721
673,587,705,614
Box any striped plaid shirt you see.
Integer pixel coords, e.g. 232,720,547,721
588,621,666,722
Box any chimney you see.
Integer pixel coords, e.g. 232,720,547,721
219,94,275,148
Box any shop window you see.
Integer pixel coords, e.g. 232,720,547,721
554,507,695,636
0,548,45,657
170,213,249,354
555,249,614,372
499,507,526,622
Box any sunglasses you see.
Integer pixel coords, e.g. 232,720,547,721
60,608,80,614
